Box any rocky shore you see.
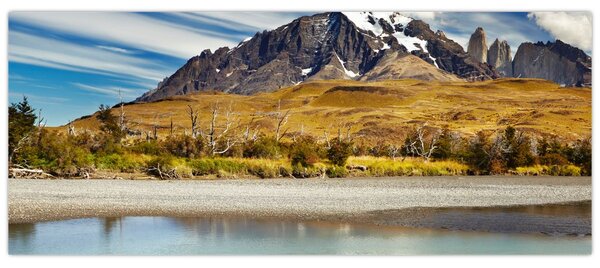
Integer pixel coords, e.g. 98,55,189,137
8,176,591,235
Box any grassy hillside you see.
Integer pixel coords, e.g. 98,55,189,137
68,78,591,144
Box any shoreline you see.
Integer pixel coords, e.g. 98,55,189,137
8,176,591,235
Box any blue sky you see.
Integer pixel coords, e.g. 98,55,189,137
8,12,591,126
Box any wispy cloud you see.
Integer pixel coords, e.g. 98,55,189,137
9,30,171,82
9,91,69,105
71,82,143,99
96,45,137,54
9,12,245,58
184,12,312,33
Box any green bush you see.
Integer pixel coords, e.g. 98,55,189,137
540,153,569,166
326,138,353,166
326,165,348,178
95,153,146,172
243,136,280,159
515,164,581,176
163,135,204,158
147,155,191,178
292,163,324,178
130,140,165,156
289,136,320,167
14,130,94,176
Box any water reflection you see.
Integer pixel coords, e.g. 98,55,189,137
8,223,36,249
9,215,591,255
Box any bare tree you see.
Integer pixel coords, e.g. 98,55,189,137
243,117,260,142
274,99,291,142
336,122,354,142
322,127,331,148
35,109,47,148
187,105,199,138
405,124,440,162
387,145,402,160
67,120,76,136
169,116,174,136
200,102,239,155
118,89,126,131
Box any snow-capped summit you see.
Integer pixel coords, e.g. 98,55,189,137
136,12,499,102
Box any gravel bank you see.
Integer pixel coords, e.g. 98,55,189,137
8,176,591,225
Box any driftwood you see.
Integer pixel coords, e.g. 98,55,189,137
346,165,367,171
147,163,180,180
9,167,54,179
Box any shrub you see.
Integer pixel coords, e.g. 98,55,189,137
292,163,324,178
565,138,591,176
346,156,468,177
130,140,165,156
146,155,190,179
243,136,280,159
163,135,204,158
289,136,320,167
326,138,353,166
539,153,568,166
326,165,348,178
95,153,147,173
515,165,581,176
14,130,95,176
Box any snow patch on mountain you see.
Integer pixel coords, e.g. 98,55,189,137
334,53,359,78
301,67,313,76
342,12,436,68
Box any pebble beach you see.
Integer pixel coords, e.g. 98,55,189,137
8,176,591,228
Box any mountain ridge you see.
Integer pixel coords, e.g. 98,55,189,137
136,12,591,103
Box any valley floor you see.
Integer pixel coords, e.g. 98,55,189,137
8,176,591,234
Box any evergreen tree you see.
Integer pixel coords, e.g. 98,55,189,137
501,126,534,169
8,96,37,161
97,104,124,141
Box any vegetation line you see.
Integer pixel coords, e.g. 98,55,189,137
8,96,591,179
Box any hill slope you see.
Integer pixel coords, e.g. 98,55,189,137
71,79,591,144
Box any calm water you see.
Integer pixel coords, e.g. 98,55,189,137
9,216,591,255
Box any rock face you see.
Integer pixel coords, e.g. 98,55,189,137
487,39,513,77
513,40,592,86
404,21,498,81
467,27,488,63
136,12,497,102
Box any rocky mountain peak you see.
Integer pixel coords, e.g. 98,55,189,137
487,38,512,77
467,27,488,63
513,39,591,86
136,12,599,103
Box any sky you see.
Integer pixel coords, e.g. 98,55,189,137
8,11,592,126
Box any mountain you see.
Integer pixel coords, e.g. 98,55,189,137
135,12,591,103
513,40,592,86
136,12,496,102
467,27,488,63
487,39,513,77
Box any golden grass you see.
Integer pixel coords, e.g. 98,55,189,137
347,156,469,176
66,78,591,144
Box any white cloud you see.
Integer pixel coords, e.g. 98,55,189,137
527,12,592,52
9,91,69,105
96,45,136,54
9,30,171,82
189,12,310,31
71,83,142,99
401,12,437,21
9,12,239,59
